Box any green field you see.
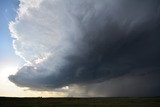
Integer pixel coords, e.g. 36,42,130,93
0,97,160,107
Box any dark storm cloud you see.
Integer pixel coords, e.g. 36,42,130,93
67,69,160,97
9,0,160,96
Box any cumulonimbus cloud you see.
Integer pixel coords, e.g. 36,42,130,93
9,0,160,96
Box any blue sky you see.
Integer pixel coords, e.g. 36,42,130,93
0,0,19,61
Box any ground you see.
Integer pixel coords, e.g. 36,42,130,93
0,97,160,107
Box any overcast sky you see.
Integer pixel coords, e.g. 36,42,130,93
1,0,160,97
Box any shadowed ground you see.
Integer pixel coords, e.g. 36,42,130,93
0,97,160,107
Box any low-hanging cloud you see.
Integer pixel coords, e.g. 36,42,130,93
9,0,160,96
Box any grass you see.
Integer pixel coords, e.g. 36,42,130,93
0,97,160,107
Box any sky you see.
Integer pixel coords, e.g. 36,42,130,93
0,0,18,62
1,0,160,97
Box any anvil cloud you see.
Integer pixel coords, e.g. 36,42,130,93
9,0,160,96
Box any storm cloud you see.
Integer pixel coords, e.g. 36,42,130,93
9,0,160,96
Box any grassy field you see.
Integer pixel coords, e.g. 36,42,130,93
0,97,160,107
